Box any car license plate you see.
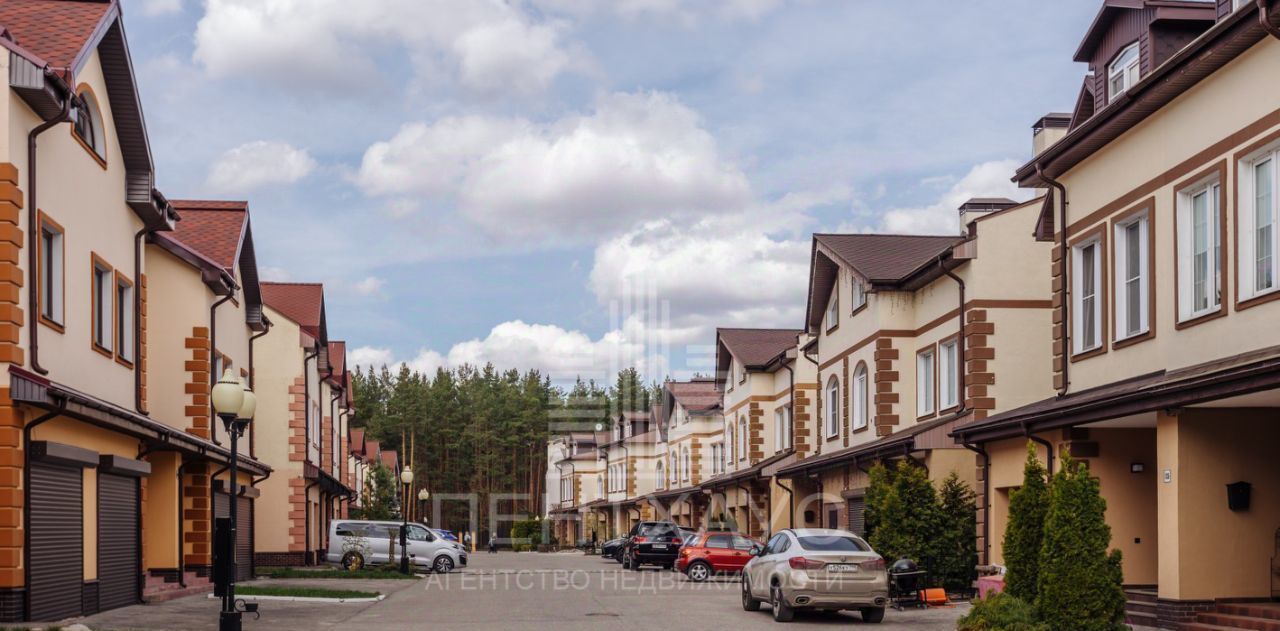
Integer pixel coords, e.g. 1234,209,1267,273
652,544,668,549
826,564,858,573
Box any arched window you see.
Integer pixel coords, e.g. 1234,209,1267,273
73,86,106,161
738,417,747,461
852,363,868,432
656,460,665,490
682,447,691,482
1108,43,1140,102
826,375,840,438
670,453,678,483
727,423,735,462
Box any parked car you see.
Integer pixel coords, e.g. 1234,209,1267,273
621,521,682,570
328,519,467,573
677,532,759,582
601,537,626,561
740,528,888,623
430,528,459,542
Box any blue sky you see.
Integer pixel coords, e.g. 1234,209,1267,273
123,0,1100,386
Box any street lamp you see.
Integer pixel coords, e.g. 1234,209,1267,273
399,466,414,574
417,488,430,525
211,370,253,631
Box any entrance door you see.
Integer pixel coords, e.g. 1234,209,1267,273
97,473,139,612
28,462,83,621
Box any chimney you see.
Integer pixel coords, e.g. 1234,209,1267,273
1032,113,1072,157
959,197,1019,232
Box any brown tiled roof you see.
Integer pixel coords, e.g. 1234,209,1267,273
327,340,347,384
814,234,963,283
349,428,365,455
380,450,398,470
167,200,247,271
261,282,324,337
364,440,379,459
0,0,112,72
717,328,800,369
666,378,720,412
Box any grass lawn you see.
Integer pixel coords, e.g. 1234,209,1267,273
236,585,380,600
256,567,418,580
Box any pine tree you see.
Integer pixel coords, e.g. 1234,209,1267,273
936,472,978,592
1003,442,1049,602
1034,453,1126,631
357,463,399,521
866,460,942,567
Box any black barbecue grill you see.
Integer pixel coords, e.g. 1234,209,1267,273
888,558,927,610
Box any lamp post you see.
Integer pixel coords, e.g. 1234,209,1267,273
211,369,254,631
417,488,430,525
399,466,414,574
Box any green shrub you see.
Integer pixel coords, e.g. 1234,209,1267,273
936,472,978,592
511,517,544,546
1033,453,1126,631
1002,443,1048,602
957,592,1047,631
866,460,942,569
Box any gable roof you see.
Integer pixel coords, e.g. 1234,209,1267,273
349,428,365,456
327,340,347,387
261,282,327,341
1073,0,1216,63
152,200,265,329
379,450,398,470
806,234,964,331
0,0,111,73
665,378,721,413
716,328,800,386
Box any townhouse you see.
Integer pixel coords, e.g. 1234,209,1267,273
253,282,354,567
547,431,603,545
952,1,1280,626
648,378,722,531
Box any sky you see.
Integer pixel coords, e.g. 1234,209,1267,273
124,0,1101,387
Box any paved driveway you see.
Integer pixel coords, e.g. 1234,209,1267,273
74,552,967,630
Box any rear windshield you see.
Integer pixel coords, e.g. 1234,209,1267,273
639,523,678,536
797,536,871,552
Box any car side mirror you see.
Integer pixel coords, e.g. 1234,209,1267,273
749,546,762,557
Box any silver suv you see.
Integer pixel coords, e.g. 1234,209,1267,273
741,528,888,623
327,520,466,573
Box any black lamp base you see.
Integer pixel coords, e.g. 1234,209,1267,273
220,609,242,631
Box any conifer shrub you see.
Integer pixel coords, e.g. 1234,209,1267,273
1002,443,1048,602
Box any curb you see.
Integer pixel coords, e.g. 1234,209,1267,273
208,593,385,604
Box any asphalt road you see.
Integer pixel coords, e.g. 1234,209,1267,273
74,552,967,630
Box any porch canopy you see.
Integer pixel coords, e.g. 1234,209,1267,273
951,346,1280,443
778,412,967,477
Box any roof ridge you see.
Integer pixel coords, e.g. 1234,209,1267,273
261,281,323,286
813,232,962,239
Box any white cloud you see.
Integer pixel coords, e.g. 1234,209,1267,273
533,0,786,23
876,160,1030,234
206,140,316,193
193,0,576,94
259,266,292,282
357,91,751,243
353,276,386,297
142,0,183,17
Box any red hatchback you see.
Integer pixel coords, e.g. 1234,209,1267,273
676,532,759,582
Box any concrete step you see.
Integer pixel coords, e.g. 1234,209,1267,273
1217,605,1280,622
1181,625,1250,631
1126,610,1158,628
1125,588,1159,604
1195,612,1280,631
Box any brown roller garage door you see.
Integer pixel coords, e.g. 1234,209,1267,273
97,473,139,611
28,462,83,621
846,497,866,537
213,492,254,582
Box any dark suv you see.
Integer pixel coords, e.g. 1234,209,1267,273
622,521,682,570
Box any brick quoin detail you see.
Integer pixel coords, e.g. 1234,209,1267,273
626,456,636,497
689,438,702,485
184,327,210,439
747,402,764,463
287,377,308,552
965,309,997,421
0,166,24,369
793,386,815,458
1050,244,1066,391
321,415,332,472
873,337,900,436
138,273,148,413
183,461,211,566
841,358,850,447
0,387,25,590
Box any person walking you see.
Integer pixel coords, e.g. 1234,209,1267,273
462,531,472,552
488,532,498,554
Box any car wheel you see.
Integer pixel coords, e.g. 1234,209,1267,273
629,555,642,571
771,585,794,622
860,606,885,623
686,561,711,583
341,551,364,572
741,576,761,612
433,555,455,573
621,554,631,569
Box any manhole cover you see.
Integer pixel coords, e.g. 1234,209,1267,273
586,612,620,617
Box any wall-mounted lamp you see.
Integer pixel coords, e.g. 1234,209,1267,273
1227,481,1251,512
1130,462,1145,474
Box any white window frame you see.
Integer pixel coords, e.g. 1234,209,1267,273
916,348,936,417
851,365,868,431
826,286,839,330
851,277,866,312
116,275,134,363
825,376,840,438
939,339,959,410
1177,178,1223,321
682,447,691,482
737,417,747,461
1239,145,1280,301
656,460,665,490
92,261,113,353
1108,43,1140,103
38,220,64,325
1234,0,1249,9
1114,213,1150,340
1072,238,1104,354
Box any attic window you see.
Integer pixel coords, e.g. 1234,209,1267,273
73,87,106,162
1108,44,1140,103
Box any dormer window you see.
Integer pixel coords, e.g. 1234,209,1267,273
73,87,107,163
1108,44,1140,103
851,278,866,312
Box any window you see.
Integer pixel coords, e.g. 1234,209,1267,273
826,288,839,330
851,364,868,431
73,87,106,162
1177,179,1222,320
825,376,840,437
774,406,792,451
916,348,935,416
851,277,866,312
682,447,690,482
726,423,734,462
706,534,731,549
737,417,747,461
597,475,603,497
738,361,746,385
670,453,678,483
37,216,64,327
1072,239,1103,353
1108,43,1139,102
939,339,959,410
115,274,134,363
1240,148,1279,299
91,257,113,354
656,461,664,490
1114,214,1150,339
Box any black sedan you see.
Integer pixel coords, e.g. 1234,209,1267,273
601,537,625,561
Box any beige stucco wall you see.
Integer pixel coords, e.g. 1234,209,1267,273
145,248,206,432
1057,38,1280,391
251,307,306,553
143,451,180,570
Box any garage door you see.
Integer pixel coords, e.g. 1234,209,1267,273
28,462,83,621
98,473,139,611
846,497,866,536
213,492,254,582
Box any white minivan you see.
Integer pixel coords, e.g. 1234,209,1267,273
327,520,466,573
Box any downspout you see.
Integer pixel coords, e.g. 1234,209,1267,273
1025,423,1055,473
26,84,73,376
737,481,751,536
23,399,66,619
329,391,341,475
303,348,319,464
304,480,319,564
247,321,272,458
133,225,163,413
939,257,968,415
1037,165,1071,397
1259,0,1280,40
176,458,188,587
776,476,795,529
208,291,235,445
962,442,990,565
782,361,796,451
